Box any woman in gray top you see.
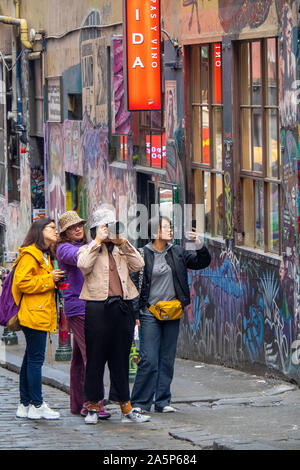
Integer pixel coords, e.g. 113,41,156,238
131,216,211,413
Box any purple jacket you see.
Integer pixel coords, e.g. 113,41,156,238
56,242,85,317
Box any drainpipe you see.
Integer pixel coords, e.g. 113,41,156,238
0,7,32,125
0,16,33,50
14,0,22,125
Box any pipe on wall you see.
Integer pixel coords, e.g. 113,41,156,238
0,15,33,50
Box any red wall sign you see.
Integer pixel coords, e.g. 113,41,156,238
124,0,162,111
214,43,222,105
146,134,166,168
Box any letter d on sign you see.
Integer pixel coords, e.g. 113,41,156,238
132,33,144,44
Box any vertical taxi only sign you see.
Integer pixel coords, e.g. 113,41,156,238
124,0,162,111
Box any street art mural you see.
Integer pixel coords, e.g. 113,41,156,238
180,0,297,37
44,123,66,224
63,120,83,176
111,36,132,135
45,113,137,229
178,244,300,380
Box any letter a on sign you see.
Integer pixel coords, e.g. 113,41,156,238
125,0,162,111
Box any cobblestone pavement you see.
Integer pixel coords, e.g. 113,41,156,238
2,331,300,451
0,367,199,451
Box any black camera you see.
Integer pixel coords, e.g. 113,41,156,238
106,221,125,236
90,221,125,240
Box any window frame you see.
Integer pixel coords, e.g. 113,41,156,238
189,42,224,238
236,37,281,255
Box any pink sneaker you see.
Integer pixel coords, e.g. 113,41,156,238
80,401,111,419
98,401,111,420
80,402,89,417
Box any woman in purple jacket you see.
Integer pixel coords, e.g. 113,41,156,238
56,211,110,419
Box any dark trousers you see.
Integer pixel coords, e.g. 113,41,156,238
131,313,180,411
20,326,47,407
67,315,87,414
84,297,135,403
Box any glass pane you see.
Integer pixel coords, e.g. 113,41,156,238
201,46,208,103
151,110,162,129
213,43,222,104
193,170,205,234
243,178,254,247
253,108,263,172
255,180,264,249
202,106,210,164
192,46,200,103
0,163,5,196
159,187,173,220
0,129,4,163
240,43,251,105
192,106,201,162
215,174,223,237
266,109,278,178
252,41,262,105
266,38,277,106
268,183,279,253
213,107,222,170
204,172,211,233
241,108,251,170
138,127,147,166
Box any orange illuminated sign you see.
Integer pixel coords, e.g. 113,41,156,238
124,0,162,111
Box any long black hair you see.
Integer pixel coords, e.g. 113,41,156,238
21,217,55,253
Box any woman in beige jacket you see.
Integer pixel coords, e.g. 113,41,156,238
77,208,150,425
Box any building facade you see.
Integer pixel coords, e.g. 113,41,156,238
0,0,299,382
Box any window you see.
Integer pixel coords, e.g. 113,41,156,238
29,59,43,137
133,111,166,169
190,43,224,237
238,38,281,254
7,123,20,203
68,94,82,121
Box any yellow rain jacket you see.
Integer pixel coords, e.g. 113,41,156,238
11,244,57,333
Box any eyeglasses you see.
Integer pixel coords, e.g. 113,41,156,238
67,223,85,231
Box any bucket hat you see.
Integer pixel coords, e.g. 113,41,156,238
89,207,116,229
58,211,87,233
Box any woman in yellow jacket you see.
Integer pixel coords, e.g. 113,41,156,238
12,217,64,420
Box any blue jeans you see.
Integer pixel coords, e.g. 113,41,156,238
131,313,180,412
20,326,47,406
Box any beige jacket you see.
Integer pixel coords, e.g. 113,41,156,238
77,240,144,301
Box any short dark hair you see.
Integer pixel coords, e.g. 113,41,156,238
148,215,171,242
21,217,55,252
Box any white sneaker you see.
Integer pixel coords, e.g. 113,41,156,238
121,409,150,423
27,402,60,420
16,403,29,418
85,411,98,425
157,405,176,413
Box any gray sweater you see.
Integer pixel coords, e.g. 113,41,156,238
146,242,177,306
